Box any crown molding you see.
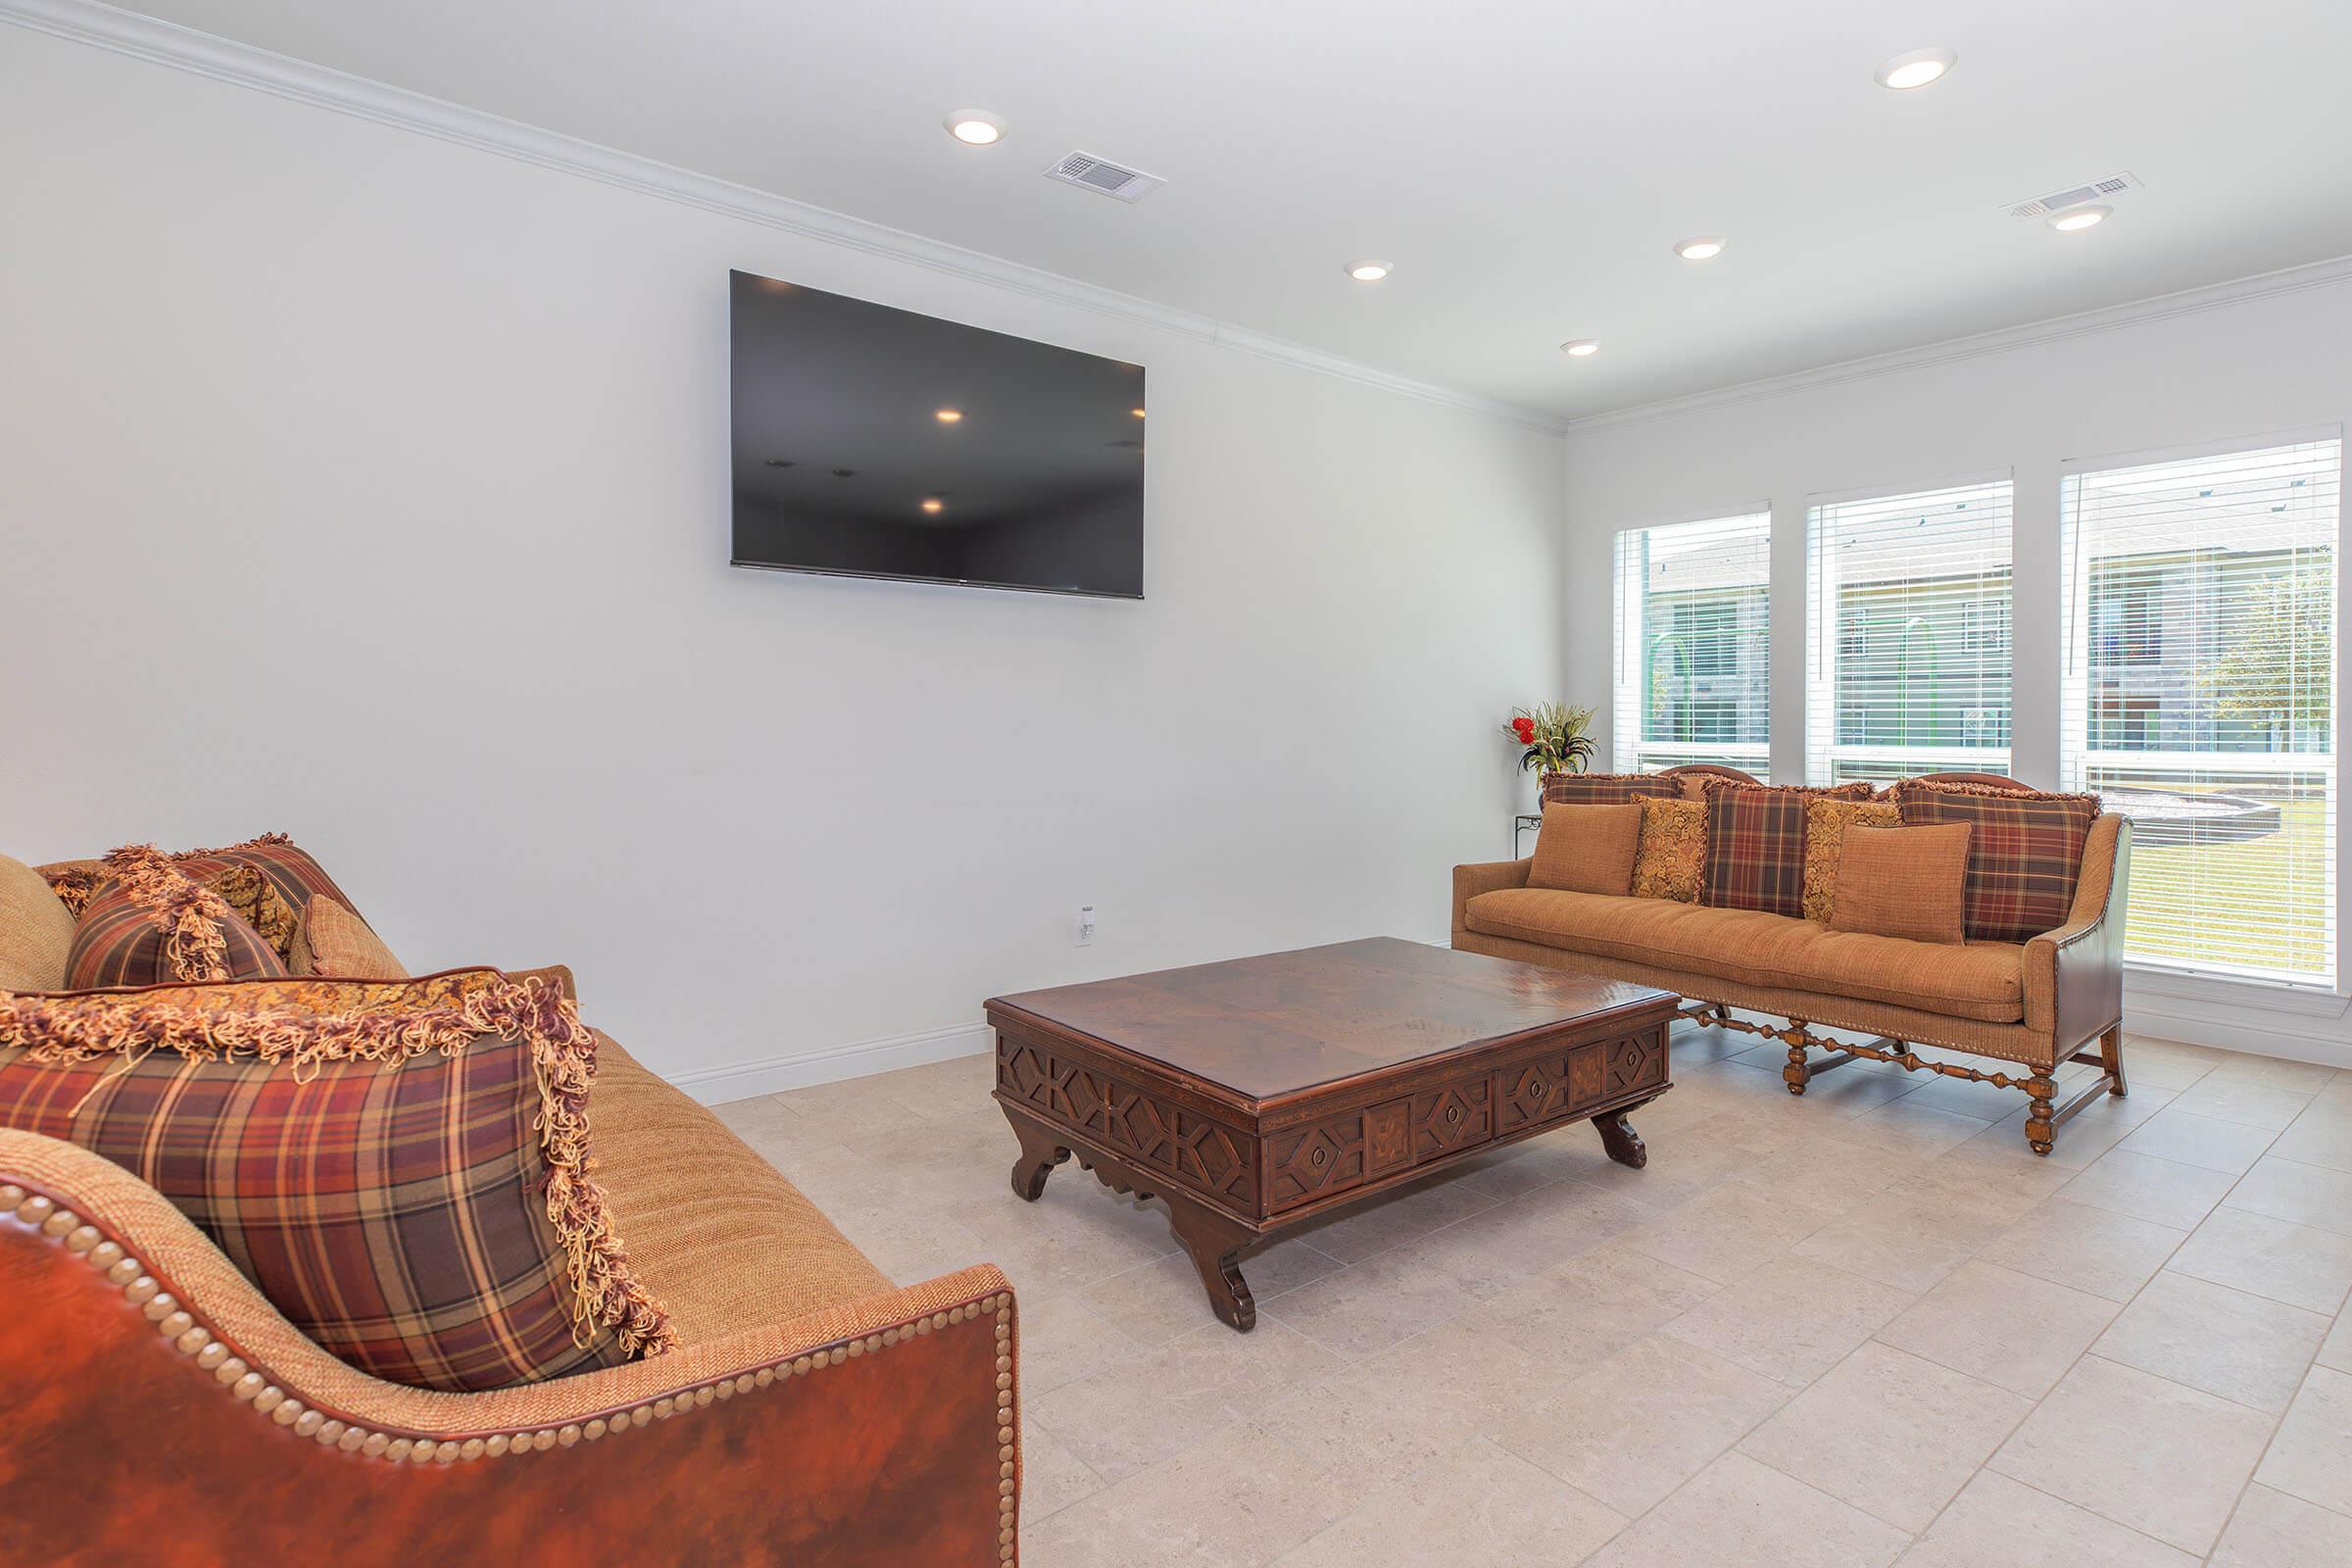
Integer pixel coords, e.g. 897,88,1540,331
1563,252,2352,435
0,0,1569,437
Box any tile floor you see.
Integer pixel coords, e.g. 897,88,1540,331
712,1022,2352,1567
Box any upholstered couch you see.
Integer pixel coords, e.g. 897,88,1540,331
0,854,1021,1566
1452,766,2132,1154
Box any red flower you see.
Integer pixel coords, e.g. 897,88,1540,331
1511,716,1536,742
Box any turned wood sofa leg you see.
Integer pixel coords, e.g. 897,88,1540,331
1779,1020,1812,1097
2025,1074,2057,1156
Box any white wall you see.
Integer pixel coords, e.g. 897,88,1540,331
0,30,1564,1097
1562,271,2352,1066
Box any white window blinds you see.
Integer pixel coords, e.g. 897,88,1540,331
1611,513,1772,777
2060,437,2341,987
1806,479,2013,785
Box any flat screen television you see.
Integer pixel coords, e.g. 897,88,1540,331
729,270,1146,598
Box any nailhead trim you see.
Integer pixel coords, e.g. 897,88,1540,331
5,1183,1018,1501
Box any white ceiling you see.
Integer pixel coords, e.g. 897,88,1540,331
110,0,2352,421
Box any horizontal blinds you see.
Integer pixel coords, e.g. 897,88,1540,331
2060,438,2341,987
1612,513,1771,778
1806,479,2013,785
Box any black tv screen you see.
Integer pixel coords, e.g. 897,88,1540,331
729,270,1145,598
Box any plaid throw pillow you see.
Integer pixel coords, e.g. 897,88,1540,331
64,846,289,989
1701,783,1876,918
1541,771,1685,807
1895,780,2102,942
0,969,674,1392
172,833,372,932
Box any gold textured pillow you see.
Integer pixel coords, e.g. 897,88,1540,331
1828,824,1973,944
291,896,408,979
1631,798,1706,903
1528,803,1643,895
1802,799,1902,923
0,854,78,992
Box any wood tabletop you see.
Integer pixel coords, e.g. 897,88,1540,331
985,937,1674,1101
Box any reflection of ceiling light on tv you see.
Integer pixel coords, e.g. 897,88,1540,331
1131,408,1146,417
921,498,944,514
763,459,794,467
831,468,856,478
936,408,964,422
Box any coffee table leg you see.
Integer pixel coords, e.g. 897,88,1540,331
1003,1105,1071,1201
1592,1102,1653,1169
1166,1196,1258,1333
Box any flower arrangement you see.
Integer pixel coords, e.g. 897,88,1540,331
1504,703,1595,779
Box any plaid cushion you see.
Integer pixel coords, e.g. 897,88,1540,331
0,970,673,1392
1895,780,2102,942
1541,771,1685,807
173,833,371,932
1701,782,1876,917
64,847,289,989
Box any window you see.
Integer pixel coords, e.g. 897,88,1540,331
2061,437,2341,987
1806,478,2013,784
1612,513,1771,776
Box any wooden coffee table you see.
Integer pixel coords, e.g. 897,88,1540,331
987,937,1679,1330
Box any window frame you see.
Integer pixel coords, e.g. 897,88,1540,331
1610,508,1774,779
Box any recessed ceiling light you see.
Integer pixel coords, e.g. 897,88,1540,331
944,111,1006,146
920,498,945,514
1874,47,1956,90
1560,339,1599,358
1345,260,1393,282
935,408,964,423
2047,204,2113,232
1674,236,1728,262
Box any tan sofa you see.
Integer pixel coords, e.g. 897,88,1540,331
1452,767,2132,1155
0,852,1021,1566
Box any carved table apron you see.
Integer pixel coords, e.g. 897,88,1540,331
985,940,1678,1331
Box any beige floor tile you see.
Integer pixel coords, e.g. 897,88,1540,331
2254,1364,2352,1516
1977,1083,2165,1170
1019,1416,1107,1521
2115,1108,2278,1174
1012,1295,1143,1396
1975,1198,2187,1302
1836,1097,2000,1160
1877,1259,2119,1397
2090,1270,2328,1413
1883,1139,2078,1226
2210,1483,2352,1568
1884,1065,2032,1121
1256,1246,1478,1358
1738,1341,2030,1531
1789,1194,2004,1295
1621,1182,1836,1285
1660,1255,1916,1388
2118,1036,2230,1093
1484,1244,1723,1348
1019,1421,1348,1568
1378,1177,1654,1300
1255,1354,1497,1495
2227,1155,2352,1239
1287,1172,1497,1263
1272,1439,1626,1568
2169,1072,2320,1132
1582,1450,1910,1568
2208,1056,2339,1095
2057,1148,2238,1230
1081,1241,1342,1348
2269,1104,2352,1174
1723,1127,1934,1214
2169,1206,2352,1315
1489,1334,1789,1515
2322,1307,2352,1372
1988,1353,2277,1554
1899,1470,2199,1568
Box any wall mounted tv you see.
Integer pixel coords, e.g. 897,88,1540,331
729,270,1145,598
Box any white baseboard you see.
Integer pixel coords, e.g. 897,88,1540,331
2124,996,2352,1073
666,1019,994,1105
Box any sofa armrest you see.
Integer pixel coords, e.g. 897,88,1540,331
1452,858,1534,943
2023,814,2132,1051
0,1129,1020,1567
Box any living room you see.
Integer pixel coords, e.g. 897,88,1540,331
2,3,2347,1565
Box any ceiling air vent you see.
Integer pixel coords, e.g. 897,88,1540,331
2007,172,2142,219
1045,151,1165,203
